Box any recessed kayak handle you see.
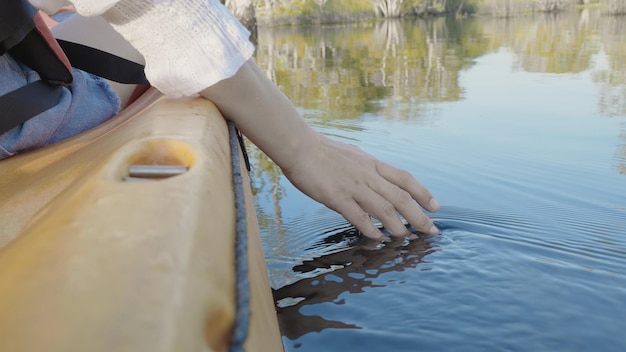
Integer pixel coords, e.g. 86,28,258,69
125,165,188,180
120,139,195,181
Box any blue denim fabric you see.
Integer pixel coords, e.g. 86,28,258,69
0,54,120,160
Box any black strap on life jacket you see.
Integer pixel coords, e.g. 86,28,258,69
0,0,148,135
57,40,148,85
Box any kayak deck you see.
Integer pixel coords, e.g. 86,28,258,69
0,89,282,351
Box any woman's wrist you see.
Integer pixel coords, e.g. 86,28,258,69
200,58,321,169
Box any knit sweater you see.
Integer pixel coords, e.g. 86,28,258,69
31,0,255,97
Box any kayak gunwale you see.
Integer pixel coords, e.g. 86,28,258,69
0,88,282,352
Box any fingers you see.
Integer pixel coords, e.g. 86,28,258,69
338,187,437,240
373,162,441,236
333,201,389,241
372,181,440,236
328,161,441,239
281,137,441,240
376,162,440,213
354,189,413,238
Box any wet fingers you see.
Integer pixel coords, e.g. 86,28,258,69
376,162,439,213
334,201,389,241
355,190,415,238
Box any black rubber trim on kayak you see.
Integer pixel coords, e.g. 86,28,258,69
0,80,63,135
57,40,149,85
235,128,251,172
228,120,250,352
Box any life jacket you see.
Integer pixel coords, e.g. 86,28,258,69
0,0,149,135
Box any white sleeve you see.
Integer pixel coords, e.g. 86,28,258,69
33,0,254,97
30,0,119,16
100,0,256,97
29,0,72,14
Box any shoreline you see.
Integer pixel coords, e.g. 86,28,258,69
255,4,622,28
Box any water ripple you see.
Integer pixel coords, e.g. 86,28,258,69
432,206,626,275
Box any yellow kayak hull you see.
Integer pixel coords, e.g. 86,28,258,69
0,89,282,352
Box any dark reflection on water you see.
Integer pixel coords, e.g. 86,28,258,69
273,228,436,339
252,10,626,352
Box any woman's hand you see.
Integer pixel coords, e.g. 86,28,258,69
281,132,440,240
201,58,440,240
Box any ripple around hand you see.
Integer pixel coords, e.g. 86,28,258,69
271,205,626,341
262,210,359,288
432,205,626,275
273,205,626,288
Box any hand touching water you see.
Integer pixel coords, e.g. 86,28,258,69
281,132,440,240
202,58,440,240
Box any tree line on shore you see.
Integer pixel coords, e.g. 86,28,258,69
223,0,626,28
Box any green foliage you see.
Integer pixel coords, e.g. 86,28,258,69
255,18,496,123
326,0,373,13
256,0,374,24
446,0,480,14
253,0,586,22
254,9,626,123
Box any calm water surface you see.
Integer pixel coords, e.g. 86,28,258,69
252,12,626,351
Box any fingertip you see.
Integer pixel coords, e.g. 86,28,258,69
369,229,391,242
356,226,390,242
429,198,440,212
362,232,391,242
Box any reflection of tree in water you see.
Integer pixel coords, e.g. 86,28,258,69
593,15,626,117
370,19,406,88
370,19,469,120
617,129,626,175
273,229,436,339
255,18,488,123
504,13,598,73
590,15,626,174
247,142,287,236
480,12,626,174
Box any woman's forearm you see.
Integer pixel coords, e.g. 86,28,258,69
201,58,440,239
200,58,320,170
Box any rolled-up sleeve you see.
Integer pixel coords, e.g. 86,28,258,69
36,0,255,97
30,0,118,15
29,0,71,14
104,0,255,97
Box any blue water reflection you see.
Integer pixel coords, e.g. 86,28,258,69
252,13,626,352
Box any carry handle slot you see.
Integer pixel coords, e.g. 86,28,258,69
121,139,195,181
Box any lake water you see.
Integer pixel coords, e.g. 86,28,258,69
251,11,626,351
